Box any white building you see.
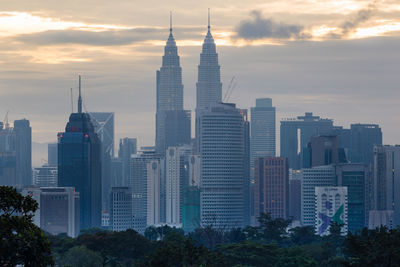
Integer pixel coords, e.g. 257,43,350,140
147,159,162,226
32,165,58,187
301,165,336,226
197,102,246,229
315,186,348,236
165,145,192,226
22,187,80,237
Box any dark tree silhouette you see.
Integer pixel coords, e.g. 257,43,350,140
0,186,53,266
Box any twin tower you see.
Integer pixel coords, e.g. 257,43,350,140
155,13,222,154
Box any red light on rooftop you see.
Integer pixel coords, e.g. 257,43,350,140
84,134,89,138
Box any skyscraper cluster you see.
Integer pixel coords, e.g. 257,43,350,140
2,13,399,238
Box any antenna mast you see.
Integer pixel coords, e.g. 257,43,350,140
170,11,172,32
208,8,210,30
70,88,74,113
78,75,82,114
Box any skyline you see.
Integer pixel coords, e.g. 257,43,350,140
1,1,399,166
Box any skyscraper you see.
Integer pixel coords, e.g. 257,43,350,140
58,76,102,230
373,145,400,226
349,124,382,166
118,137,137,186
254,157,289,221
155,16,186,155
281,112,334,169
336,163,369,232
196,12,222,112
165,145,192,226
0,119,31,187
250,98,276,173
14,119,32,186
90,112,115,211
197,103,246,229
301,165,336,226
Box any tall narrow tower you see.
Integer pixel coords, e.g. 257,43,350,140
196,10,222,111
58,75,102,230
155,13,186,155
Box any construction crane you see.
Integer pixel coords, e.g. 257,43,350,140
223,76,236,102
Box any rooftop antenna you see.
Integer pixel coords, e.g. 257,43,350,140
70,88,74,113
78,74,82,114
170,11,172,32
208,8,210,31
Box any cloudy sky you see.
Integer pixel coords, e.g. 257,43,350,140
0,0,399,165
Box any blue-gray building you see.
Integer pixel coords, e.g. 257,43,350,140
58,76,102,230
281,112,334,169
336,163,369,232
250,98,276,174
155,21,186,155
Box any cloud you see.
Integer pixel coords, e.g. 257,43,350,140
234,10,308,40
14,26,204,46
329,1,379,38
15,28,164,46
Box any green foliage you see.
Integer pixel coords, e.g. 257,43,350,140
0,186,53,266
58,245,103,267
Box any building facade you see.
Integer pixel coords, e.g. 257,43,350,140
301,165,336,226
197,103,246,229
250,98,276,174
110,187,133,231
155,24,185,155
58,77,102,230
373,145,400,226
22,187,80,237
254,157,289,221
280,112,334,170
315,186,348,236
33,165,58,187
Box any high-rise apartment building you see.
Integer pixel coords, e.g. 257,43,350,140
250,98,276,173
58,76,102,230
254,157,289,221
281,112,334,169
301,165,336,226
197,103,246,229
373,145,400,226
155,21,188,155
32,165,58,187
196,18,222,112
22,187,80,237
315,186,348,236
110,187,133,231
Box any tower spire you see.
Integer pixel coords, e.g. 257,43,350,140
170,11,172,32
208,8,210,31
78,75,82,114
